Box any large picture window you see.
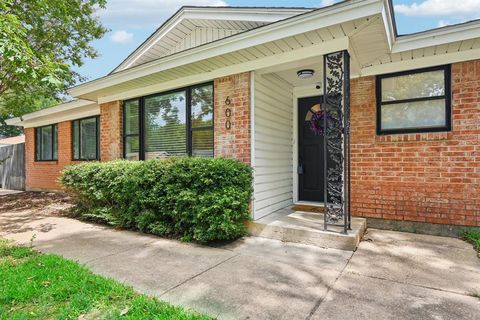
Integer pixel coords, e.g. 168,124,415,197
144,91,187,159
376,65,451,135
35,124,58,161
72,117,99,160
123,82,214,160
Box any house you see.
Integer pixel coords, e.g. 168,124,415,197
6,0,480,235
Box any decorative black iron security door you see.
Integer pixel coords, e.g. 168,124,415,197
322,50,351,234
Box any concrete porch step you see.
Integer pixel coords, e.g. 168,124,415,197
292,202,325,213
247,208,366,251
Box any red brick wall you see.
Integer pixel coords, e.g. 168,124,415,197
26,76,252,191
100,101,123,161
213,72,251,164
350,60,480,227
25,122,79,191
25,101,123,191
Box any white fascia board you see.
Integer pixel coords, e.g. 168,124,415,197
5,99,98,128
118,11,186,71
21,99,95,121
182,7,312,22
97,37,349,104
380,1,395,51
114,7,313,73
392,20,480,53
69,0,384,99
361,47,480,76
4,117,21,126
21,105,100,128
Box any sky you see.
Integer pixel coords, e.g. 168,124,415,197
75,0,480,81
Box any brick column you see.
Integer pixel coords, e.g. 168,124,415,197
213,72,251,164
100,101,123,161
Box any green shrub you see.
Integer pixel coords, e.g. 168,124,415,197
462,228,480,255
60,157,253,242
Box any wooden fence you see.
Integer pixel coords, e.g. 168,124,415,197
0,143,25,190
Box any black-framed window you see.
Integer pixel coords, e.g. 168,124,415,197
376,65,451,135
124,99,140,160
35,124,58,161
190,84,214,157
123,82,214,160
72,116,100,160
144,90,187,159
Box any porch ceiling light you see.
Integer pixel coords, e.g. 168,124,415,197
297,69,315,79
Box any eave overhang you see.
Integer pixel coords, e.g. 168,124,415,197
59,0,480,104
113,6,314,73
5,99,99,128
392,19,480,53
68,0,386,100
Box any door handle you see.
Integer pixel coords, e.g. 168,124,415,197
298,163,304,175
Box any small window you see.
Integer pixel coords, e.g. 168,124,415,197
72,117,99,160
376,65,451,135
35,124,58,161
123,99,140,160
190,84,214,157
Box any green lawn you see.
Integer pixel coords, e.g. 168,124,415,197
462,228,480,256
0,240,212,320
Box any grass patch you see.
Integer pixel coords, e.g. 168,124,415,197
462,228,480,256
0,240,212,320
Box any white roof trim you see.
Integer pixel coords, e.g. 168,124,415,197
67,0,480,101
5,99,98,127
380,1,395,51
115,6,313,72
69,0,385,98
181,6,312,20
361,47,480,76
97,37,349,104
392,19,480,53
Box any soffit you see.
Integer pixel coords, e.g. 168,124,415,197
80,14,379,102
359,19,480,75
113,7,313,72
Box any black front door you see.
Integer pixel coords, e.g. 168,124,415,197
298,96,325,202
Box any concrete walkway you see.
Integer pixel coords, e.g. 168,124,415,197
1,209,479,319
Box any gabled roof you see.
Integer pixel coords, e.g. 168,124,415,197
112,6,314,73
70,0,386,100
10,0,480,127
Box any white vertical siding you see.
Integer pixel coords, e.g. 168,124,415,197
253,73,294,220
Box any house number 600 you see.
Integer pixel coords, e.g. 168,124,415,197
225,96,232,130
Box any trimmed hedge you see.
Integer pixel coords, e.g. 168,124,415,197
60,158,253,242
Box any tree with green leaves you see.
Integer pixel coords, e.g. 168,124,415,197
0,0,108,137
0,92,58,136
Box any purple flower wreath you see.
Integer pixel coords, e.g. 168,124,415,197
309,110,327,136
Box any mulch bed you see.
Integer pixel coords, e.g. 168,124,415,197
0,192,72,214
